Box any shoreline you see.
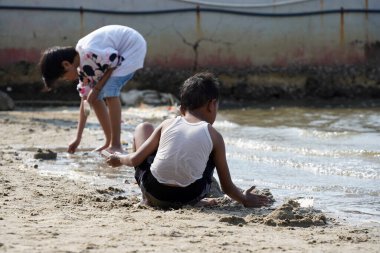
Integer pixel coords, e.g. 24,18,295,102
9,97,380,109
1,107,380,252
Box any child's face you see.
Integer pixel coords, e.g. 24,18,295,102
61,61,78,81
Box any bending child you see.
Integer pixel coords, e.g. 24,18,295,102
39,25,147,154
107,72,269,208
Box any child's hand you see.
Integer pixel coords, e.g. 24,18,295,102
68,139,80,154
106,154,122,167
242,186,270,208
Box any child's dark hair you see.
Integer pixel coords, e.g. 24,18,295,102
180,72,220,110
39,46,77,88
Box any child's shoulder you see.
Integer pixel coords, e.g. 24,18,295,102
162,117,176,126
159,117,177,131
207,124,224,142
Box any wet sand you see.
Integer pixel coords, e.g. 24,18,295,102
1,107,379,253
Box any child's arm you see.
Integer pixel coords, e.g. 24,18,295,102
68,98,88,154
107,121,167,167
209,126,269,207
86,68,114,105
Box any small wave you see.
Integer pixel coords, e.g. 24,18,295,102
214,120,240,129
227,150,380,180
311,186,380,196
314,165,380,180
248,180,380,197
225,136,380,162
301,129,351,138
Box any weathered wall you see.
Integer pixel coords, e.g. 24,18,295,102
0,0,379,103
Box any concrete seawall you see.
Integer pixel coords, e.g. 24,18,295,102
0,0,379,104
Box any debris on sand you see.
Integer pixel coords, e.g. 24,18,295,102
33,149,57,160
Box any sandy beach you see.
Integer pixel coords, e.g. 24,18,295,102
1,107,379,253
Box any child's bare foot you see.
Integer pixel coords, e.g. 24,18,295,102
93,144,109,153
105,146,126,154
100,149,112,158
194,198,218,207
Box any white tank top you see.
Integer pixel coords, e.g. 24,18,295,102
150,116,213,187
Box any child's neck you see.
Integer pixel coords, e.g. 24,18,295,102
184,109,210,124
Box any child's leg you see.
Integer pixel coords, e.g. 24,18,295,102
91,99,111,152
133,122,154,151
105,101,154,153
105,96,124,153
131,122,155,206
100,73,135,153
194,198,218,207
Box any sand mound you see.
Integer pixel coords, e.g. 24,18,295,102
263,199,327,227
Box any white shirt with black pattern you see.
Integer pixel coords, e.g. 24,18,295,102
75,25,147,97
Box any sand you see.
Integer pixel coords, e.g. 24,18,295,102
1,107,379,253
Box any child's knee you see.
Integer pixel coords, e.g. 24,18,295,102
136,122,154,134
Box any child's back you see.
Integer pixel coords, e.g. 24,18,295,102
151,116,213,187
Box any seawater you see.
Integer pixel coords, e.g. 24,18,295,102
217,106,380,226
33,106,380,226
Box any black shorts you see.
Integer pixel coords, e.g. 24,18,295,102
134,153,215,208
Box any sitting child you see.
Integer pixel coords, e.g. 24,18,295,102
106,72,269,208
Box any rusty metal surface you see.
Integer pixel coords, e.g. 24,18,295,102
0,0,379,68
